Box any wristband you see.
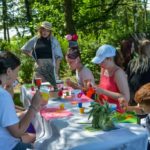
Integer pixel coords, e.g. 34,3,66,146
29,105,38,112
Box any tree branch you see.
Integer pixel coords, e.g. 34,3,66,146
76,0,128,28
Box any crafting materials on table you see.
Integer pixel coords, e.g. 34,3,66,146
40,107,73,120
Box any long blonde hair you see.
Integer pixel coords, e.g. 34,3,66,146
139,39,150,55
128,39,150,74
37,28,51,38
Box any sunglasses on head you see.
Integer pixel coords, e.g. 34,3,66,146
67,53,79,59
67,49,80,59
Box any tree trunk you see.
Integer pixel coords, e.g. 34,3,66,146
143,0,148,32
24,0,34,36
133,0,138,32
124,6,129,32
6,25,10,43
15,26,21,37
64,0,76,34
2,0,8,40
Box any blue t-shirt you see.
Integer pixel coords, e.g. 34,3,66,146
0,87,20,150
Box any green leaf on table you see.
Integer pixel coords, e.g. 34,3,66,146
85,126,102,132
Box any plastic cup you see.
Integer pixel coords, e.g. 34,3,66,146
66,91,70,96
62,92,67,99
40,88,50,105
78,102,82,108
41,92,49,101
109,104,117,111
60,103,65,110
34,78,42,88
79,107,85,114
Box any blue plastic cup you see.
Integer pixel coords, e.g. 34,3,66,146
78,102,82,108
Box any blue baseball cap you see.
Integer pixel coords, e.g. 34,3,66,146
92,44,116,64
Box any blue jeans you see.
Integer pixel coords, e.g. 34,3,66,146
12,142,33,150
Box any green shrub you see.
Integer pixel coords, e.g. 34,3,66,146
0,31,134,84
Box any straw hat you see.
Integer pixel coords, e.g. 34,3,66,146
39,21,52,31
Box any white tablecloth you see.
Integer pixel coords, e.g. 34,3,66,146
21,86,148,150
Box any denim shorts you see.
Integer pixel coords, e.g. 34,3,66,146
12,142,33,150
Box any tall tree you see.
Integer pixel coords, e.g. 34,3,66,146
143,0,148,32
2,0,10,41
24,0,34,35
64,0,76,34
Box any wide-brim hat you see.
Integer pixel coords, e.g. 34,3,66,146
39,21,52,31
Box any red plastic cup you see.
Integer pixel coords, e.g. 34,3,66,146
34,78,42,89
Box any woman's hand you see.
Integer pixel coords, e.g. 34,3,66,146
65,78,74,87
118,97,128,110
127,104,145,114
93,86,103,95
83,80,94,90
31,90,42,111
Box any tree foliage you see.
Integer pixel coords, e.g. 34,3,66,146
0,0,150,83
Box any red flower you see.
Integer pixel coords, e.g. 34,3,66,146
72,34,78,41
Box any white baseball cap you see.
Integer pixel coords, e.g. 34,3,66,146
92,44,116,64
